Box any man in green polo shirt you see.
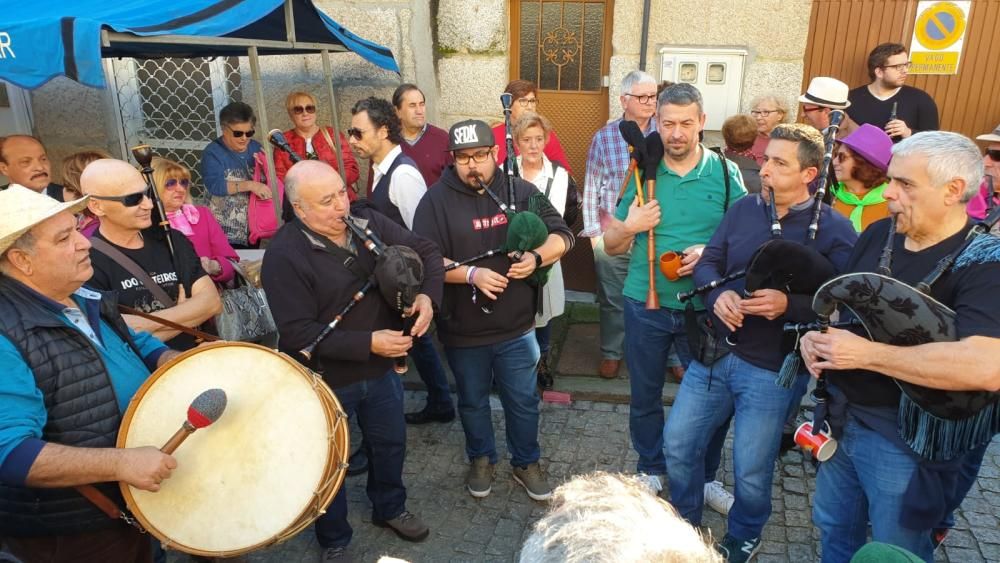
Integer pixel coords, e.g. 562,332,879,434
603,83,745,494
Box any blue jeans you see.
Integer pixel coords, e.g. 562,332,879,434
593,236,630,359
445,331,541,466
410,333,453,412
624,298,693,474
315,372,407,549
663,354,801,540
535,323,552,355
813,415,936,562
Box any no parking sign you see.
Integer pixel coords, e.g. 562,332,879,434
909,1,971,74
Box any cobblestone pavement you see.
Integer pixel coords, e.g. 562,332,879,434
167,391,1000,563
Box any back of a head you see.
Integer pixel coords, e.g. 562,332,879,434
722,115,757,152
61,149,112,195
518,473,722,563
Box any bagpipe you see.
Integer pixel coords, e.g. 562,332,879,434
810,205,1000,461
299,215,424,375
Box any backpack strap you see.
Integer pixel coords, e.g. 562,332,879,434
710,147,732,213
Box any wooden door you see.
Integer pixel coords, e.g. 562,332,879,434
802,0,1000,141
510,0,614,292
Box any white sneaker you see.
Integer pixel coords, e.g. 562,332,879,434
704,480,734,515
637,473,664,495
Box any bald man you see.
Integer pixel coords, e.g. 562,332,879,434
0,135,64,201
81,159,220,350
261,160,443,558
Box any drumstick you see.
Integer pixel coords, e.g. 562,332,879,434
161,389,228,454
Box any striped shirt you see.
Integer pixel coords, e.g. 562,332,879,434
581,117,657,237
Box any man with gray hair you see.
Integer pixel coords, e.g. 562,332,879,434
581,70,658,379
801,131,1000,561
603,83,747,500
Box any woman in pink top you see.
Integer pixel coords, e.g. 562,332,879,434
748,94,789,165
152,157,240,284
493,79,573,176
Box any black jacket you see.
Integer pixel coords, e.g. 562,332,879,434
413,166,573,347
261,207,443,388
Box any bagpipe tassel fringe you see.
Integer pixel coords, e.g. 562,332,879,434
899,396,1000,462
774,351,801,388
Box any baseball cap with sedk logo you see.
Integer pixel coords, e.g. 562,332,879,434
447,119,495,151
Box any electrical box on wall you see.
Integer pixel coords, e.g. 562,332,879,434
659,47,748,131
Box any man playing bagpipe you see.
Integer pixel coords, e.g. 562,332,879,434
412,120,573,502
261,160,443,560
663,123,857,562
801,131,1000,562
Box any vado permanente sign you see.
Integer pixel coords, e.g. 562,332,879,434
908,1,971,75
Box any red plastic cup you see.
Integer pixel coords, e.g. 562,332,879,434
794,421,838,461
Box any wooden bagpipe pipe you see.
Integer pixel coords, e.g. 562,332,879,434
809,205,1000,461
299,215,424,376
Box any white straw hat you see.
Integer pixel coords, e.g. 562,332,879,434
0,185,89,255
976,124,1000,143
798,77,851,109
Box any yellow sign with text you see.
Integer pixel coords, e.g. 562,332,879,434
908,1,970,75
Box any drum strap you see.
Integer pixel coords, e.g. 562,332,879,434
74,484,146,532
119,305,220,343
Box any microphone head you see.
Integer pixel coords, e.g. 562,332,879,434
187,388,227,429
268,129,290,146
500,93,514,109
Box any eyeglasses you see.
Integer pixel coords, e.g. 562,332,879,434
453,150,492,165
624,93,656,105
346,127,368,141
750,109,782,118
881,62,911,72
985,149,1000,161
90,189,150,207
164,178,191,190
292,105,317,115
834,152,852,163
227,127,255,138
517,97,539,107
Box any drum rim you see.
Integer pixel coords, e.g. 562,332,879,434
116,342,350,557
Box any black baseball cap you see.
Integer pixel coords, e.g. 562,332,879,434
447,119,495,151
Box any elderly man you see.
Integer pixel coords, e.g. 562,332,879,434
662,124,857,562
413,120,573,502
0,135,64,201
802,131,1000,562
80,159,220,351
261,160,442,560
0,186,179,562
603,84,746,498
392,83,453,187
847,43,938,141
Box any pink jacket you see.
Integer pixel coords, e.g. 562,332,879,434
172,205,241,284
966,178,998,220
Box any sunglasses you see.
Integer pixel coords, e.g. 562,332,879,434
346,127,367,141
228,128,255,138
292,105,316,115
164,178,191,190
90,189,150,207
834,152,852,163
986,149,1000,161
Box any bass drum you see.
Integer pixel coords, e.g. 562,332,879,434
117,342,349,557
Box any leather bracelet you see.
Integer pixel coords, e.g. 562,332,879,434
528,249,542,269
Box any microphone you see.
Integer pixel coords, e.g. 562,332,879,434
500,93,514,110
161,388,228,455
268,129,302,163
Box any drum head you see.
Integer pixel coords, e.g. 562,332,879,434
118,343,346,556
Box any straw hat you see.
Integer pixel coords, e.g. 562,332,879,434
976,123,1000,143
0,185,89,255
798,77,851,110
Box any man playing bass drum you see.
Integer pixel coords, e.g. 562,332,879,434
261,161,443,560
801,132,1000,562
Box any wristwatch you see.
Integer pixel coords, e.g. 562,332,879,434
528,249,542,269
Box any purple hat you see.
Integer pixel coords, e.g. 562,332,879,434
840,123,893,172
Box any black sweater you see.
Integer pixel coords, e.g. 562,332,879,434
261,208,443,389
847,85,939,140
413,166,573,347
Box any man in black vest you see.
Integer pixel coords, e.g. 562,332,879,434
0,186,180,562
348,97,455,425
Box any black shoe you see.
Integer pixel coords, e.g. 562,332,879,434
405,407,456,425
346,448,368,477
537,356,554,390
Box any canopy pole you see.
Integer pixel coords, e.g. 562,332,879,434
249,45,283,227
321,49,349,190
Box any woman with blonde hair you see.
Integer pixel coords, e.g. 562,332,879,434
152,157,239,284
61,149,111,236
748,94,789,165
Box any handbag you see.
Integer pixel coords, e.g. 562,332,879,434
214,259,277,343
248,152,285,245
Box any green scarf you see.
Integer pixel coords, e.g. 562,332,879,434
833,182,887,231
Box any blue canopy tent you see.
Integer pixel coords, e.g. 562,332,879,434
0,0,399,222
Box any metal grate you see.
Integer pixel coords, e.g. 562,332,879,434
110,57,243,202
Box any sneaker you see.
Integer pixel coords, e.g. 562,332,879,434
373,510,430,542
704,480,735,516
717,534,761,563
467,456,494,498
320,546,353,562
537,356,554,390
404,406,456,425
636,473,664,495
513,463,553,501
